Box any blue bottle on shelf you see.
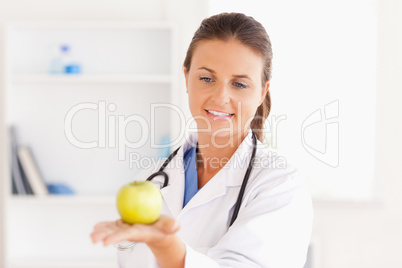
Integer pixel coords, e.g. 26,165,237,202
49,44,82,75
61,45,82,75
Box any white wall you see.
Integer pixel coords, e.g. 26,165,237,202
0,14,4,268
312,0,402,267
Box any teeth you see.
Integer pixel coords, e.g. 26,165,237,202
207,110,232,116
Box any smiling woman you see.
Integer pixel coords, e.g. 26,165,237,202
184,39,269,144
91,12,313,268
183,13,273,145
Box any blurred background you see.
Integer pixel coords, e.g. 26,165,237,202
0,0,401,267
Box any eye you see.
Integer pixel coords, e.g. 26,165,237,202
200,76,213,83
233,82,248,89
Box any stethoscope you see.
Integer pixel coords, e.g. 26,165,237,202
115,132,257,251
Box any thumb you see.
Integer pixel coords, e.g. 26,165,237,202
157,216,180,234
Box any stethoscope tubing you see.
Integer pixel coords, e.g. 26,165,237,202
229,132,257,226
147,132,257,227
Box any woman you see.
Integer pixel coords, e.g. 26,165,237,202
91,13,313,268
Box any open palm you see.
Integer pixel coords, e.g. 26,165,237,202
90,215,180,247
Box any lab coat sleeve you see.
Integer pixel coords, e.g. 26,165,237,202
183,170,313,268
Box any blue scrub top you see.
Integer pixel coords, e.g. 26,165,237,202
183,145,199,207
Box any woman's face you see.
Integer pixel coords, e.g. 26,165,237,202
184,39,269,142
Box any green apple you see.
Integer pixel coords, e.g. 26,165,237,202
116,181,163,224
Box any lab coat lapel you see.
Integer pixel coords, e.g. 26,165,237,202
179,170,228,217
159,147,185,218
159,132,199,218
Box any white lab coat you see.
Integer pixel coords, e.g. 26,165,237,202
117,129,313,268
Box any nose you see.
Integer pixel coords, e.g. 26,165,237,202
212,83,231,106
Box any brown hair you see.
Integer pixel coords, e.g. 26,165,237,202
183,12,273,142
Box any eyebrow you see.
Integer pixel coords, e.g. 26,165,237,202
197,67,215,73
197,67,251,80
233,74,251,80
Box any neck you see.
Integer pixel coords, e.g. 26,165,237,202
196,129,249,173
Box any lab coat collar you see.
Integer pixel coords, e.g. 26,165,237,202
160,129,255,218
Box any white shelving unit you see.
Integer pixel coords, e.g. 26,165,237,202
3,21,180,268
8,261,118,268
9,74,173,84
8,195,116,205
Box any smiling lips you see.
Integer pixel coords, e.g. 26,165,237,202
205,109,234,121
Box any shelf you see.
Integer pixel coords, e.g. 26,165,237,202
7,21,176,30
9,74,173,84
8,260,118,268
8,195,116,205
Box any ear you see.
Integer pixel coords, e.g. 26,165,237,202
183,67,189,93
259,81,270,105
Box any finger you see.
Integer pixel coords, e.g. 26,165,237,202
91,222,120,243
93,221,115,231
91,229,113,244
91,230,105,244
103,226,143,246
154,216,180,234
